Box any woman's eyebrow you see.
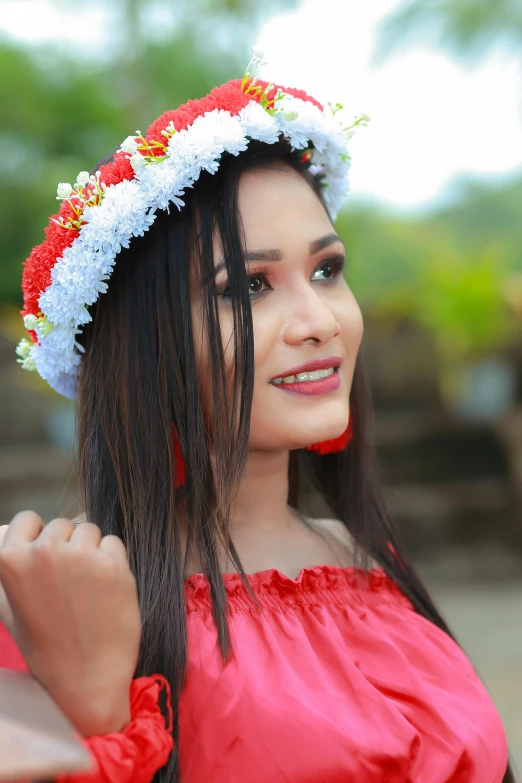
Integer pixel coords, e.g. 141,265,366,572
244,249,282,262
213,249,281,277
245,234,343,261
309,233,344,255
213,234,344,277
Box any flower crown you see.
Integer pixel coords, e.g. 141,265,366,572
17,49,368,399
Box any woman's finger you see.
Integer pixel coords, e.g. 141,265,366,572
34,517,75,545
68,521,102,549
0,525,9,548
0,526,14,633
98,534,129,562
4,511,44,545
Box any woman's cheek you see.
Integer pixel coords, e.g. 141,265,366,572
339,296,364,350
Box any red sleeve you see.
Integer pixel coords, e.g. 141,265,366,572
0,619,29,672
0,622,174,783
56,675,174,783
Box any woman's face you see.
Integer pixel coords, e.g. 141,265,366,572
192,162,364,452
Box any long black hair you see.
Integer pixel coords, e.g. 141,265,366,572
77,140,517,782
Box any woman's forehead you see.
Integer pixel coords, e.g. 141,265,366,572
237,166,333,250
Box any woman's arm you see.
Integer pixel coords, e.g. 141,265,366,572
55,675,174,783
0,654,173,783
0,513,139,735
0,515,174,782
0,634,173,783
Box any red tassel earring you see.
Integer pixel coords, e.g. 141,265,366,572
305,411,354,455
171,425,187,489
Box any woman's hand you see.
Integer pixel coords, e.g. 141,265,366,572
0,512,142,738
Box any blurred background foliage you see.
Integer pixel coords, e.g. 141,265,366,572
375,0,522,64
1,0,521,373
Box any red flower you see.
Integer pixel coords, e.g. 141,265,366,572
98,152,135,186
242,78,323,112
22,201,80,318
207,80,250,115
146,96,219,142
281,85,323,110
146,82,254,144
146,78,321,145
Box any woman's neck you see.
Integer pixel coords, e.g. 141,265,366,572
228,449,294,534
180,449,311,576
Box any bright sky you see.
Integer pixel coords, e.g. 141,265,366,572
2,0,522,214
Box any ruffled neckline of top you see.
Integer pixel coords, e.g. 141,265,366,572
184,564,414,612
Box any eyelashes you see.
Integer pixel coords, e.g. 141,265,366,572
216,255,346,300
311,255,345,282
213,265,272,299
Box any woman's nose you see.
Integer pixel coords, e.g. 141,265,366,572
282,283,341,346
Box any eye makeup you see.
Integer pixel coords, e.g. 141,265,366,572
214,253,347,300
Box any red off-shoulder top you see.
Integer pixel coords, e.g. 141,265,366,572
0,564,509,782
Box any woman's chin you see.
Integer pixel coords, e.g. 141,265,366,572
250,409,350,452
292,420,351,451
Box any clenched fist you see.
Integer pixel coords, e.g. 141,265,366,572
0,512,142,737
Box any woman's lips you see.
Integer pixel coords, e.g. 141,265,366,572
269,356,342,380
270,368,341,396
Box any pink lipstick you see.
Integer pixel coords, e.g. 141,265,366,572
269,356,342,397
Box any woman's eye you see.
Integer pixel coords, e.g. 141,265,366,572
249,275,267,294
218,258,344,300
315,263,334,280
218,272,271,300
312,257,344,281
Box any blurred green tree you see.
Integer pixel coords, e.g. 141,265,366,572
374,0,522,64
338,173,522,310
0,0,298,306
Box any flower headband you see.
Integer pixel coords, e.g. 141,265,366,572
17,50,368,399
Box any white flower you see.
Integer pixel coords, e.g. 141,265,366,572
32,326,82,396
21,356,37,371
167,122,224,177
76,171,91,187
239,102,280,145
15,338,32,359
279,97,333,153
40,179,156,328
120,136,139,154
138,160,187,211
308,164,325,177
38,316,54,338
274,98,313,150
191,110,248,158
57,182,73,199
166,110,247,179
23,314,39,331
129,152,146,170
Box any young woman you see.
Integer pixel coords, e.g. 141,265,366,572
0,57,516,782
